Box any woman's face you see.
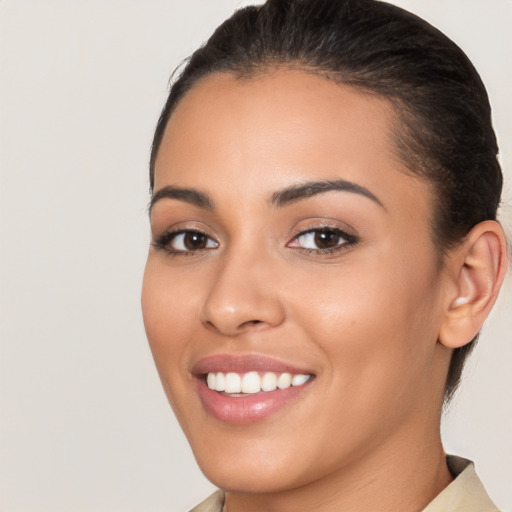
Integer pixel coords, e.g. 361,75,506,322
142,70,452,493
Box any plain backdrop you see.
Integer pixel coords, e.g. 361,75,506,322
1,1,511,511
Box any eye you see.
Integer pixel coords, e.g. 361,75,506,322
154,229,219,254
288,227,357,252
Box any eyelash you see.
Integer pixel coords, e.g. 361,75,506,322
152,226,358,256
153,229,219,256
288,226,358,255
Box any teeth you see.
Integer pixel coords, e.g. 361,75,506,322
225,372,242,393
241,371,261,393
292,374,310,386
206,371,312,394
277,372,292,389
261,372,277,392
214,372,225,392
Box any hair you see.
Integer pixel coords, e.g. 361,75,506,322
149,0,502,402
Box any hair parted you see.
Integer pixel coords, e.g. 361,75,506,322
149,0,503,402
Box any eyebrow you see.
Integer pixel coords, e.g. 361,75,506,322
149,185,214,213
149,178,384,214
271,179,385,209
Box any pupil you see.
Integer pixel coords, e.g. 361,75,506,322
184,232,207,250
314,230,340,249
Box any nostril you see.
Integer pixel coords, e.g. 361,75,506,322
202,317,266,336
203,320,217,331
241,319,263,328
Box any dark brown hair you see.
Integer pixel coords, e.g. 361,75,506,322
149,0,502,402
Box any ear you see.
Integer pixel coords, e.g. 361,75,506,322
439,220,508,349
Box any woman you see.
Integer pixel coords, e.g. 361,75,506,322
141,0,508,510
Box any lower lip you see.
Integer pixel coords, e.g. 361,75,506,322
196,378,312,425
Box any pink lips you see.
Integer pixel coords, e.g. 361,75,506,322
192,355,314,425
193,354,311,375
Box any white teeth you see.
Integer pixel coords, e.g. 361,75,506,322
292,374,310,386
225,372,242,393
261,372,277,391
207,373,216,390
214,372,225,392
241,371,261,394
206,371,311,393
277,372,292,389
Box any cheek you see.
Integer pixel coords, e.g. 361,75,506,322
289,254,441,400
141,258,206,429
141,258,196,373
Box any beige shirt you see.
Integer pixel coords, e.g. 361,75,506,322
189,456,500,512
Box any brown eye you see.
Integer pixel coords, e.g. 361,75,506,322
183,232,208,250
290,227,356,253
168,231,218,252
313,230,343,249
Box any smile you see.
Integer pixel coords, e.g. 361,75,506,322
193,356,316,424
206,371,312,394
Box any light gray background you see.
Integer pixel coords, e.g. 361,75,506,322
1,1,510,511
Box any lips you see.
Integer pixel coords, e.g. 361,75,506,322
193,355,315,424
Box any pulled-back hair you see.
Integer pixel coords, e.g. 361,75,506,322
150,0,503,402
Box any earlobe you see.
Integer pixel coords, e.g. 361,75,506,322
439,220,508,349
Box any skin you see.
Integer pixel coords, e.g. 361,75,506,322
142,69,502,511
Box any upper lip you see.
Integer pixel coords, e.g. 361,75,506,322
192,354,314,376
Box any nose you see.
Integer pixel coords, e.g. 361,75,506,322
199,251,286,336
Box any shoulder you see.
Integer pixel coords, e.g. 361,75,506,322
422,455,500,512
188,489,225,512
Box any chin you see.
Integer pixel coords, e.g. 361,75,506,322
188,431,307,493
198,457,300,494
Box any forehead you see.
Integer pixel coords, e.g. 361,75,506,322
154,69,430,216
